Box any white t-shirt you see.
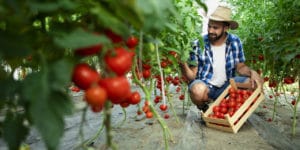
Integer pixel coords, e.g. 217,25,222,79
209,43,227,87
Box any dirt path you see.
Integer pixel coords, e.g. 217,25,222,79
0,86,298,150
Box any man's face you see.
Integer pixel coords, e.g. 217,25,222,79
207,20,228,42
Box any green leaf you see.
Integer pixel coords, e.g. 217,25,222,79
3,112,29,150
0,31,32,59
21,60,73,150
54,28,110,49
29,0,77,13
90,3,129,36
48,58,74,90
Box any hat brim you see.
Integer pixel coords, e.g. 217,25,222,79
209,16,239,30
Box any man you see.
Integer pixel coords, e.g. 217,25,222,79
180,6,264,112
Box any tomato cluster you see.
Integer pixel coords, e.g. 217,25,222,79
208,88,253,119
71,30,141,112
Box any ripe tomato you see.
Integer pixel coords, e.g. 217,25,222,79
105,47,134,76
228,100,237,108
75,44,102,56
213,106,221,114
220,106,228,114
179,94,184,100
104,29,123,43
120,102,130,108
160,61,168,68
291,99,296,105
91,105,103,113
258,54,264,61
85,86,107,107
228,87,236,94
146,111,153,118
168,51,178,58
98,76,131,104
142,69,151,79
72,63,100,90
128,91,141,105
126,36,139,48
159,104,168,111
164,114,170,119
142,64,151,70
283,76,295,84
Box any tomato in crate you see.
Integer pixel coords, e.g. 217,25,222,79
202,79,264,133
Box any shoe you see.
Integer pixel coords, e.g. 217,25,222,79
197,103,209,113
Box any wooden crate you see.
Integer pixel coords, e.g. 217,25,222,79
202,79,265,133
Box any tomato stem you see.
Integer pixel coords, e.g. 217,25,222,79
78,106,88,147
83,113,105,147
291,84,300,136
155,42,167,106
104,101,117,150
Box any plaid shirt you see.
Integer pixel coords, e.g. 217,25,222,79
189,33,245,85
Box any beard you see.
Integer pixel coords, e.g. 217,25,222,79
208,29,225,42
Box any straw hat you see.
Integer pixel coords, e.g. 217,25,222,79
209,6,239,30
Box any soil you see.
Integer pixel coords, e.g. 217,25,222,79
0,85,299,150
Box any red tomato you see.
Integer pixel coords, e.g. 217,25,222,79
283,76,295,84
172,79,180,86
258,54,264,61
98,76,131,104
291,99,296,105
160,61,168,68
105,47,134,76
179,94,184,100
126,36,139,48
228,100,237,108
128,91,141,105
75,44,102,56
85,86,107,107
230,93,237,99
159,104,168,111
142,64,151,70
164,114,170,119
228,87,237,94
71,86,81,92
142,69,151,79
104,29,123,43
220,106,228,114
72,63,100,90
91,105,103,113
268,80,277,88
120,102,130,108
213,106,221,113
220,101,228,108
168,51,178,58
146,111,153,118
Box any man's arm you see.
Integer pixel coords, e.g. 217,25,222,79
179,62,197,81
236,63,264,88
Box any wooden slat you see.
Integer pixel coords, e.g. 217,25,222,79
229,79,237,90
206,123,234,133
231,94,265,133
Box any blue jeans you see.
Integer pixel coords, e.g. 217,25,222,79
188,77,248,100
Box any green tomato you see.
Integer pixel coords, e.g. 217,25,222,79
146,43,155,52
164,67,172,74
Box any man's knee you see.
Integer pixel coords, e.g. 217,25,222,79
189,83,209,103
